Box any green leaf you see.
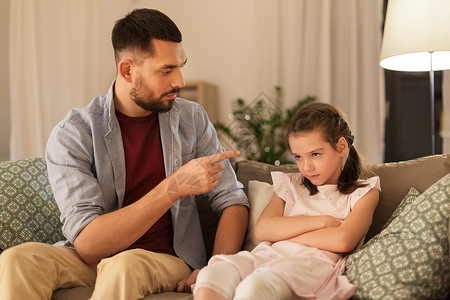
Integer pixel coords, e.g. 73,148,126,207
214,88,315,165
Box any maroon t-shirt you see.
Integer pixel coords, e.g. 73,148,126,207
116,110,175,256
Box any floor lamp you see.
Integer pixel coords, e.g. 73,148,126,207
380,0,450,155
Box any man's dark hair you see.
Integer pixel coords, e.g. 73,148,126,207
111,8,182,63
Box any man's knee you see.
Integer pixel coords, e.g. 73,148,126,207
0,242,46,267
97,250,138,275
97,249,164,281
0,242,58,288
94,249,188,297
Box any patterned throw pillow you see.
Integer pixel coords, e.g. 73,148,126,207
381,187,420,231
0,158,64,252
345,173,450,300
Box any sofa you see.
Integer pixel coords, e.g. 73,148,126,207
0,154,449,299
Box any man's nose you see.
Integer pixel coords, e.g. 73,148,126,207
171,68,185,89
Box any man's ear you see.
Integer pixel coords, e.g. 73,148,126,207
337,137,349,157
118,59,134,83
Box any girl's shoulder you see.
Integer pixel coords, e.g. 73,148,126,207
270,171,306,200
349,176,381,208
271,171,303,186
357,176,381,191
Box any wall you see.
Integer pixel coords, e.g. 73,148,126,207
0,0,10,161
4,1,385,163
103,0,276,123
3,0,280,160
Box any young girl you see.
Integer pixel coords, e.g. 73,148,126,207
193,103,380,300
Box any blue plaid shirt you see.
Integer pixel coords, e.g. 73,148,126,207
45,81,248,269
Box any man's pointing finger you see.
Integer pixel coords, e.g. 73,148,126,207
207,150,241,164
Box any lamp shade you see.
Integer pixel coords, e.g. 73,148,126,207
380,0,450,71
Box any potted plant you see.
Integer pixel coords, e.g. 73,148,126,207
215,87,315,165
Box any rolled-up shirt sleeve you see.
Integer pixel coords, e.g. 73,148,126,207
45,92,123,246
46,119,104,245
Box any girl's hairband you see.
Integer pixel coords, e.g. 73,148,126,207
344,136,354,148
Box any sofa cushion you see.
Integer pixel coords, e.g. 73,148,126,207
235,160,298,195
345,173,450,299
242,180,274,251
0,158,64,252
381,187,420,230
235,154,450,242
364,154,450,241
51,287,193,300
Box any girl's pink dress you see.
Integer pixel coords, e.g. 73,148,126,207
209,172,380,300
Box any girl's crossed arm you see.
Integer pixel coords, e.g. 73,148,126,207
255,193,341,243
287,188,379,253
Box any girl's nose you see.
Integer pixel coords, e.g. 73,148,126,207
303,159,314,171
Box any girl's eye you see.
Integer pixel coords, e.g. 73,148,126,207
294,155,302,160
312,153,320,157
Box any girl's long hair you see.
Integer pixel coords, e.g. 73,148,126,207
286,102,366,195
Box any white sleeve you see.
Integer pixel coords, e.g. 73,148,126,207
350,176,381,209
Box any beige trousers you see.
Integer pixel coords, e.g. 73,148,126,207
0,242,191,300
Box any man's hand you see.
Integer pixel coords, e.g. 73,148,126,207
176,269,200,293
167,150,240,203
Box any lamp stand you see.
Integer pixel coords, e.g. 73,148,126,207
429,52,436,155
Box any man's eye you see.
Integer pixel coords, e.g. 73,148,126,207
294,155,302,160
162,69,172,74
312,153,320,157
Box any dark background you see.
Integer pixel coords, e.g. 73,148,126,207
382,0,443,163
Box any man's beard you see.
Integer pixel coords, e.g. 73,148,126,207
130,79,179,113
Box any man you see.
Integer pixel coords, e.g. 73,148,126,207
0,8,249,299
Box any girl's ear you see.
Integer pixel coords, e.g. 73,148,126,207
337,137,349,157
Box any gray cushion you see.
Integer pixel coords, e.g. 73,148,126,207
364,154,450,241
345,174,450,299
0,158,64,252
